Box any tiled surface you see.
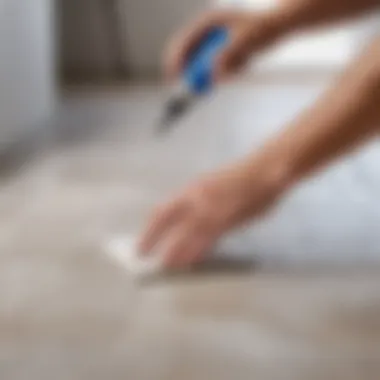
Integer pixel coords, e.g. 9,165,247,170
1,82,380,379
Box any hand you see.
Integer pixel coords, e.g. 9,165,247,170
164,9,283,82
139,157,289,268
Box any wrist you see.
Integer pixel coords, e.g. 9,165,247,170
258,8,296,41
241,10,290,54
242,147,295,200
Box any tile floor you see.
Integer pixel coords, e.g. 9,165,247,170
1,82,380,379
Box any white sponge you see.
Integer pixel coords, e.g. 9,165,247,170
105,235,165,279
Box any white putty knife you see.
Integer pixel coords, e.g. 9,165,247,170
105,235,257,281
105,235,166,279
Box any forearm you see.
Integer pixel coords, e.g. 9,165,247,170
268,0,379,36
252,36,380,188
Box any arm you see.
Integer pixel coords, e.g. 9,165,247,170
250,36,380,187
274,0,380,33
165,0,379,80
140,36,380,267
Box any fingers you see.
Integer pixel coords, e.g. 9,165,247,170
164,11,232,79
214,31,251,81
163,225,193,266
163,224,214,268
138,198,186,255
139,201,217,268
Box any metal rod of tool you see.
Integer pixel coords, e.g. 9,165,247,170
158,27,229,132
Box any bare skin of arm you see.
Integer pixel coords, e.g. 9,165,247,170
275,0,380,31
165,0,380,81
250,37,380,186
139,1,380,267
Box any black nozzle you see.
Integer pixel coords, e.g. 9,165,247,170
157,95,193,132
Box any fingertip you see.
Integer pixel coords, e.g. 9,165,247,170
137,235,153,257
163,43,185,81
163,57,179,81
168,66,182,82
163,48,182,79
213,55,228,83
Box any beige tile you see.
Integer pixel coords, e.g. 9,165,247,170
1,83,380,379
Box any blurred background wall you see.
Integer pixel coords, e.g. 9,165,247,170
59,0,130,81
0,0,378,148
59,0,379,81
0,0,56,147
59,0,206,80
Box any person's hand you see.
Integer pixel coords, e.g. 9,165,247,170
139,157,289,268
164,9,283,82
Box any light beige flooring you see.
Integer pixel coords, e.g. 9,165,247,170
1,82,380,379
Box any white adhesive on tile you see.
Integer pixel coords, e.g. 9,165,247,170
105,235,165,279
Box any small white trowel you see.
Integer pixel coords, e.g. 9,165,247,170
105,235,166,280
105,234,257,282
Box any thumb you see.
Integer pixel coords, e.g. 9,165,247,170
214,33,251,82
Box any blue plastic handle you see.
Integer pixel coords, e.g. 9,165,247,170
184,27,229,95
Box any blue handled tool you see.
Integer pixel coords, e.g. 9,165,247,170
158,27,229,130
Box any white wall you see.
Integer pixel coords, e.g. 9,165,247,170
0,0,55,146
